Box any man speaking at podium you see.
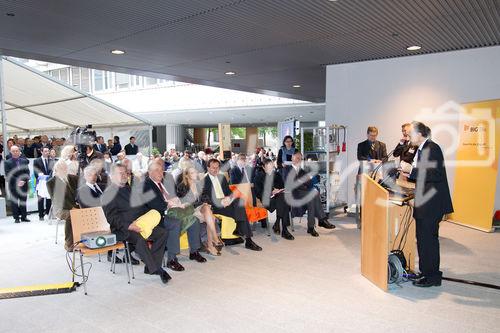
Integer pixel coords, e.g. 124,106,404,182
400,122,453,288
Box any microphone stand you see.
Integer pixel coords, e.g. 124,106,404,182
370,149,395,179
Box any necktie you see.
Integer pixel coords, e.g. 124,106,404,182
94,184,102,195
43,158,48,174
212,176,225,199
157,182,169,202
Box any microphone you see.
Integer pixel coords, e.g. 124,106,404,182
370,149,395,179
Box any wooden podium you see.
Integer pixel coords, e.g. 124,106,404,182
360,174,416,291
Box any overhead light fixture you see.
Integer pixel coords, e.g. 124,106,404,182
406,45,422,51
225,71,236,76
292,84,301,88
111,49,126,55
299,115,304,118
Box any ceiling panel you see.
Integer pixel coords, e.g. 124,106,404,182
0,0,498,102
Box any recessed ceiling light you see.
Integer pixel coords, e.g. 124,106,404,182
299,115,304,118
406,45,422,51
224,71,236,76
292,84,301,88
111,49,125,55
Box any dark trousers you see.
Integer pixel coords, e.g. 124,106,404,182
127,226,168,274
294,190,326,228
213,198,253,238
0,175,5,197
415,216,442,282
9,188,27,220
163,216,181,261
266,193,290,228
37,196,51,218
163,216,201,260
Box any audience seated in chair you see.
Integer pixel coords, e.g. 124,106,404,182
135,161,207,272
202,158,262,251
285,152,336,237
177,166,224,256
102,163,171,284
254,159,294,240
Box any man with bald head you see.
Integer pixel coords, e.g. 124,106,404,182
4,145,31,223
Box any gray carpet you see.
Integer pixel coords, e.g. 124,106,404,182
0,213,499,332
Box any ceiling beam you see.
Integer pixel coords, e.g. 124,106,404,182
5,96,86,111
4,101,77,128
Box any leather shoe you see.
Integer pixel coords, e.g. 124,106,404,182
245,238,262,251
167,259,185,271
21,218,31,222
159,269,172,284
281,228,294,240
14,219,20,223
318,219,335,229
123,255,140,265
107,254,123,264
413,277,441,287
307,227,319,237
407,272,424,282
272,221,281,234
189,251,207,263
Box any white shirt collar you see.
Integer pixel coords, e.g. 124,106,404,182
418,138,429,152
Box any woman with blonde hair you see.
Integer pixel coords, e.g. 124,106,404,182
60,145,79,175
176,166,223,256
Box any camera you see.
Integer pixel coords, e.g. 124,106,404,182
68,125,96,169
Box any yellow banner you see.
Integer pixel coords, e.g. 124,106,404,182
450,100,500,232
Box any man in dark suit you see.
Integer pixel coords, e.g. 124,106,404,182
33,147,54,221
357,126,388,163
4,145,31,223
194,151,207,173
93,136,107,154
230,153,257,206
102,163,171,284
230,154,253,184
202,158,262,251
77,165,104,209
124,136,139,155
36,135,52,157
77,164,133,264
254,159,293,240
401,122,453,288
136,161,206,271
285,152,335,237
46,161,79,250
393,123,418,164
84,145,104,167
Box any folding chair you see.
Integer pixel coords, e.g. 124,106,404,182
70,207,133,295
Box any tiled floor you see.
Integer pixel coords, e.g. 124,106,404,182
0,213,499,332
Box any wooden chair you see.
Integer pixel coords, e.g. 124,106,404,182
70,207,133,295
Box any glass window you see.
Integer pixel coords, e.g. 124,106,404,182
59,68,69,84
94,70,104,91
145,77,158,86
80,68,90,92
71,67,80,88
115,73,129,89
